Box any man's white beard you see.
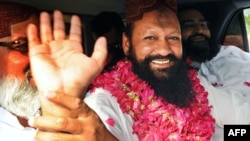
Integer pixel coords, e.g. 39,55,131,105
0,76,40,119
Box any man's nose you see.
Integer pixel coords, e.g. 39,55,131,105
193,24,205,33
156,39,173,55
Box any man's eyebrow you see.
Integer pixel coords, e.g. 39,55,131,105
14,37,27,41
181,19,207,23
180,20,194,23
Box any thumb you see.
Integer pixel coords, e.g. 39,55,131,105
91,36,108,72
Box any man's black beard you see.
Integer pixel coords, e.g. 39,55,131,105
127,51,194,107
182,33,220,63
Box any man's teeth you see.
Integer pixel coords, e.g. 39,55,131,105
152,60,170,64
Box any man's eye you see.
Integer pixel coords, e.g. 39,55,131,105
200,21,209,27
144,36,155,40
183,23,195,28
11,39,28,48
169,36,180,40
181,21,209,29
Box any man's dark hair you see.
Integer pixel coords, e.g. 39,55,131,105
91,11,124,36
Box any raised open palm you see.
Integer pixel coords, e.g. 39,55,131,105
27,10,107,98
27,10,117,141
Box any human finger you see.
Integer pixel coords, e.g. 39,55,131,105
27,23,40,53
29,116,83,134
35,131,84,141
68,15,82,43
44,91,82,109
40,12,53,43
91,37,108,72
53,10,66,40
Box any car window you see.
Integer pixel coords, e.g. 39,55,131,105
223,8,250,52
243,8,250,52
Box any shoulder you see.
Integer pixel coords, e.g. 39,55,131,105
212,45,250,61
84,88,139,141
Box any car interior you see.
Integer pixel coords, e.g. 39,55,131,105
4,0,250,54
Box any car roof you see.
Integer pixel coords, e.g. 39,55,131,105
3,0,125,15
3,0,236,15
4,0,250,15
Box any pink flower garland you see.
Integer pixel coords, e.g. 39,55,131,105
91,59,215,141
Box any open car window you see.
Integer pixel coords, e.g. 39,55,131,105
223,8,250,52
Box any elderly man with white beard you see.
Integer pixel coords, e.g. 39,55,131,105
0,1,114,141
0,2,41,140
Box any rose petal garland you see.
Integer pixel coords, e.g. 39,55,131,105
91,58,215,141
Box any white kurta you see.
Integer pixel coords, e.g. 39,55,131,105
0,107,36,141
198,75,250,141
84,88,138,141
200,45,250,98
199,45,250,141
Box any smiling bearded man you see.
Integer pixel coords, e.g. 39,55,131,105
128,41,194,107
86,0,215,140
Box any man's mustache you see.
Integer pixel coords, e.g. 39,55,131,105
188,33,209,41
145,54,178,62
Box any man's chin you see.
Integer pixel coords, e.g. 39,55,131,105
152,69,169,79
0,77,40,119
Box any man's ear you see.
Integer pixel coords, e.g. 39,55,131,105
122,33,130,55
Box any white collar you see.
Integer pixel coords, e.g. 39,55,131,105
0,107,29,129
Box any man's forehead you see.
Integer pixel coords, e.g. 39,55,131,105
179,9,205,20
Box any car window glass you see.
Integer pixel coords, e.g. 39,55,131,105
243,8,250,52
223,11,244,51
223,8,250,52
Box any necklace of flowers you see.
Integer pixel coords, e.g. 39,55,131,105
91,58,215,141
